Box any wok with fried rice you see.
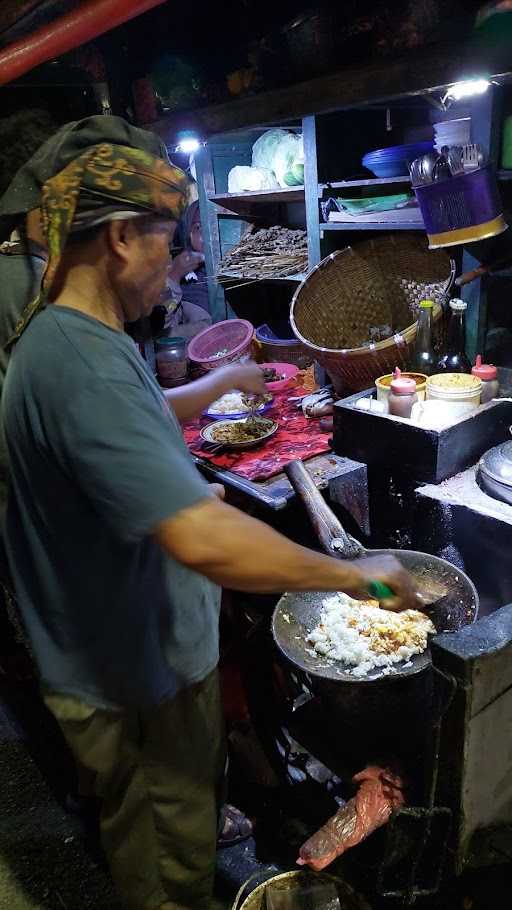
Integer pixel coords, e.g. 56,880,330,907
272,460,478,683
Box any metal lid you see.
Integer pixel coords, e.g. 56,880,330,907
449,298,467,312
156,336,187,346
479,438,512,486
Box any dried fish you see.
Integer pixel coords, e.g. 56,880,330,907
218,225,308,280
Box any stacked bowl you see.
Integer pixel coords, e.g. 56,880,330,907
362,141,434,178
433,118,471,152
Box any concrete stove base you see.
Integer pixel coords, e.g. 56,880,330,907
415,466,512,615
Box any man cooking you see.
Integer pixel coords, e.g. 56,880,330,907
0,115,265,689
2,129,418,910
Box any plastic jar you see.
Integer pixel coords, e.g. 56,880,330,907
471,355,499,403
388,370,418,419
376,372,427,406
426,372,481,408
155,337,188,388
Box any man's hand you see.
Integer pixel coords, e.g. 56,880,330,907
222,361,266,396
348,554,422,612
209,483,225,500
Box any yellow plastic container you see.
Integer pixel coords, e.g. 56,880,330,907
426,373,482,408
376,372,427,404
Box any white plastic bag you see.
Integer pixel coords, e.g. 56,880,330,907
227,165,279,193
252,128,289,171
272,133,303,187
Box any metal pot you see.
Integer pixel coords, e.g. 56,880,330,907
232,870,370,910
477,437,512,505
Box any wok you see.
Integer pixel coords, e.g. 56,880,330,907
272,460,479,684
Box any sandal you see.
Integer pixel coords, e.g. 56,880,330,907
217,804,253,848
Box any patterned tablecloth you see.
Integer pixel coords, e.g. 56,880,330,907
182,390,331,482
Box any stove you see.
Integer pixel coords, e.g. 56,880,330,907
269,393,512,901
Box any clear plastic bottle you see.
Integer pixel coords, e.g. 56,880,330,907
412,299,436,375
436,299,471,373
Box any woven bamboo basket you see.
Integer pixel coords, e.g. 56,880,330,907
290,235,455,394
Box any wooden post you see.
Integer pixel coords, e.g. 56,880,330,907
462,84,503,362
194,144,226,322
303,114,321,268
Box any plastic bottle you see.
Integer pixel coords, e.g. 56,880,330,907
472,354,499,403
436,299,471,373
388,367,418,419
412,299,437,375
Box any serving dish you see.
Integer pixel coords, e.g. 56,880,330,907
200,417,278,450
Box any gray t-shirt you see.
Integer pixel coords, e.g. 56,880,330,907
2,306,221,708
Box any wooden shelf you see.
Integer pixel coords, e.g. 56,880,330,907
208,175,412,211
320,221,424,231
320,176,411,192
208,186,305,210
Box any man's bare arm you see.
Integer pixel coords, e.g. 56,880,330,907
163,361,266,422
154,497,419,610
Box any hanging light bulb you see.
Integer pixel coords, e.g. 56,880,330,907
442,79,491,105
174,130,203,154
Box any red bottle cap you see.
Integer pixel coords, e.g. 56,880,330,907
391,366,416,395
472,354,497,381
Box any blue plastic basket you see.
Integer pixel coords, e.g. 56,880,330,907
413,165,508,249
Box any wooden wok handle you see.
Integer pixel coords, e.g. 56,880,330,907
285,459,361,558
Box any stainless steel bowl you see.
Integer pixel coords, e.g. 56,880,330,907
477,438,512,505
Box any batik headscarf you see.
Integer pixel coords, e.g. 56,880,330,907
0,114,171,242
7,142,190,347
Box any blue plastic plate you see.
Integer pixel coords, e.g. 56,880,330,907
203,400,273,420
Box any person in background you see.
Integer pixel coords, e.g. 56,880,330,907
151,256,212,343
2,124,419,910
167,200,209,314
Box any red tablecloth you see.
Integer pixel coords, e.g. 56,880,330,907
183,390,331,482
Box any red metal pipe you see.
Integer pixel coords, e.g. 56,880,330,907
0,0,167,86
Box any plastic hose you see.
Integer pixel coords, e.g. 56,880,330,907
0,0,166,86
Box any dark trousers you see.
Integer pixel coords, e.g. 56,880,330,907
44,670,226,910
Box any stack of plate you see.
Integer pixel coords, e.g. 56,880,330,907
433,118,471,152
362,141,434,178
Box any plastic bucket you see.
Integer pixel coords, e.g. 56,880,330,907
413,165,508,249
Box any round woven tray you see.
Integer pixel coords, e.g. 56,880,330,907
290,235,454,393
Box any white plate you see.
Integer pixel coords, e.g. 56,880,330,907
200,417,278,450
